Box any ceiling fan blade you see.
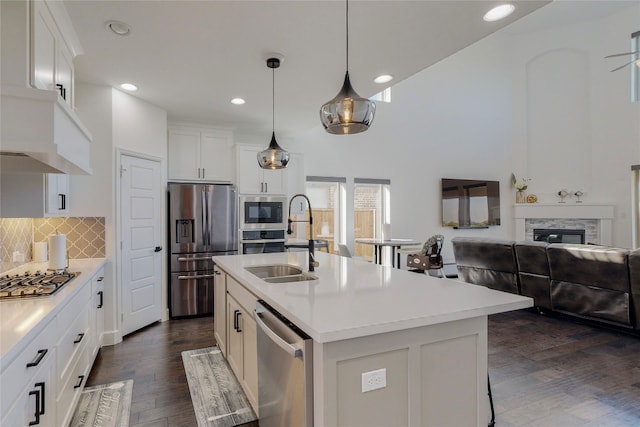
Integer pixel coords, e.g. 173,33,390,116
610,58,638,72
605,50,640,58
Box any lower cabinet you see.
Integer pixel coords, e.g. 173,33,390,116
224,274,259,414
0,263,108,427
213,267,227,356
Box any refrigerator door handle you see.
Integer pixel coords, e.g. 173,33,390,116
177,256,213,261
177,274,216,280
201,189,210,246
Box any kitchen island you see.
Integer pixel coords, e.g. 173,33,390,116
212,251,531,426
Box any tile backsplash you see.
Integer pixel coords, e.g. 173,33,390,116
0,217,105,272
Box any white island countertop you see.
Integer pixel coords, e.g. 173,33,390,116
212,251,532,343
0,258,106,371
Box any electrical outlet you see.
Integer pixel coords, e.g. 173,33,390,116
361,368,386,393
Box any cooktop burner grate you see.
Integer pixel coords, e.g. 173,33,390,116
0,270,80,299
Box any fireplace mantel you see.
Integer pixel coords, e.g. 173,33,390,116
514,203,614,245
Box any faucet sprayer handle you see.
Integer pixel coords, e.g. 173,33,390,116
287,218,293,234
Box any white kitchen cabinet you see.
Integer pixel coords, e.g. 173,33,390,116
213,267,227,356
237,145,286,195
45,173,70,215
0,173,70,217
168,125,234,182
225,274,259,413
90,267,106,358
0,318,57,427
31,0,75,107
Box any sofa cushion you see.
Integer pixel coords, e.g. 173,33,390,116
629,249,640,327
547,244,630,292
452,237,519,294
551,280,630,326
514,241,551,310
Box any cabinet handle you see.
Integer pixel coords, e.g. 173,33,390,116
74,375,85,389
260,182,264,193
235,310,242,333
97,290,104,309
202,168,205,178
73,333,85,344
26,349,48,368
214,270,221,275
35,382,45,416
55,83,66,100
58,194,64,210
97,276,104,282
265,182,268,193
28,389,40,426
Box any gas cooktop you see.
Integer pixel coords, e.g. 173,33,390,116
0,270,80,300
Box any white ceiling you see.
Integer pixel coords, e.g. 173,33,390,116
65,1,554,137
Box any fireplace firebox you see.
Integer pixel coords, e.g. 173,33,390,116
533,228,585,244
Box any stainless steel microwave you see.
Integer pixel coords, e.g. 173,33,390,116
239,195,288,229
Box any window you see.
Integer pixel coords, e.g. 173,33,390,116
305,176,346,254
353,178,391,260
370,87,391,103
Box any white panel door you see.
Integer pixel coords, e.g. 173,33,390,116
120,154,162,336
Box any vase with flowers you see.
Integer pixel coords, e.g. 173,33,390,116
515,179,529,203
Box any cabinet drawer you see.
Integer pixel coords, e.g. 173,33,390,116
56,344,90,427
56,283,91,333
227,275,257,313
57,304,90,394
2,352,56,427
0,318,56,415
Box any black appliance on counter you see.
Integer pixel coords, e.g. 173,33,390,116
168,183,238,318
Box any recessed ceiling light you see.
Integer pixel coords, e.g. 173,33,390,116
104,20,131,36
374,74,393,84
483,4,516,22
231,98,246,105
119,83,138,91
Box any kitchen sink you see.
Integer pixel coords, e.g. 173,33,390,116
264,274,318,283
245,264,303,279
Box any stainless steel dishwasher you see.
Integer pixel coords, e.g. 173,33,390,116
254,300,313,427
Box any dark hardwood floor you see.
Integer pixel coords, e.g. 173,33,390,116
86,316,215,426
86,310,640,426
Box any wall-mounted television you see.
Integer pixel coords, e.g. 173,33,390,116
441,178,500,228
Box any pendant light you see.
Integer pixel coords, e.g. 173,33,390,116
258,57,290,169
320,0,376,135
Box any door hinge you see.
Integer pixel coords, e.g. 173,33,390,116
120,241,123,250
120,165,127,177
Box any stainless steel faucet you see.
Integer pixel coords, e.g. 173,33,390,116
287,193,319,272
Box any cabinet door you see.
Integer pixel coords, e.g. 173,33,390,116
200,132,234,182
237,147,264,194
1,354,56,427
241,310,258,411
226,295,243,378
213,269,227,356
56,41,74,106
168,128,201,180
91,269,106,357
45,174,69,216
31,1,56,91
262,168,286,195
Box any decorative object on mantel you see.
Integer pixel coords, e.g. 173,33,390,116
574,190,584,203
558,189,570,203
526,194,538,203
514,177,529,204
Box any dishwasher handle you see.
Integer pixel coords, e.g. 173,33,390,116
254,308,303,359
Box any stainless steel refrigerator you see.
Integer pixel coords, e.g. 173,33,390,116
168,183,238,318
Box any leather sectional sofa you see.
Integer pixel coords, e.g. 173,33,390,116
452,237,639,331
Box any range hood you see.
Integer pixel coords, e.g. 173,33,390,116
1,85,93,175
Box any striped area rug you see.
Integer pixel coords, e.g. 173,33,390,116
69,379,133,427
182,346,257,427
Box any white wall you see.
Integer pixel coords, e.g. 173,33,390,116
289,2,640,258
74,83,168,343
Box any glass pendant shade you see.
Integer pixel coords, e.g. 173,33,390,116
320,71,376,135
257,132,290,169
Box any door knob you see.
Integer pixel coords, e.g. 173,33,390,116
154,246,162,252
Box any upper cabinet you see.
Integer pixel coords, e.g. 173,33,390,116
1,173,70,217
1,0,93,175
168,125,234,182
236,145,286,195
32,0,74,107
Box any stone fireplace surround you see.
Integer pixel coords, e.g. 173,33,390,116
514,203,614,246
